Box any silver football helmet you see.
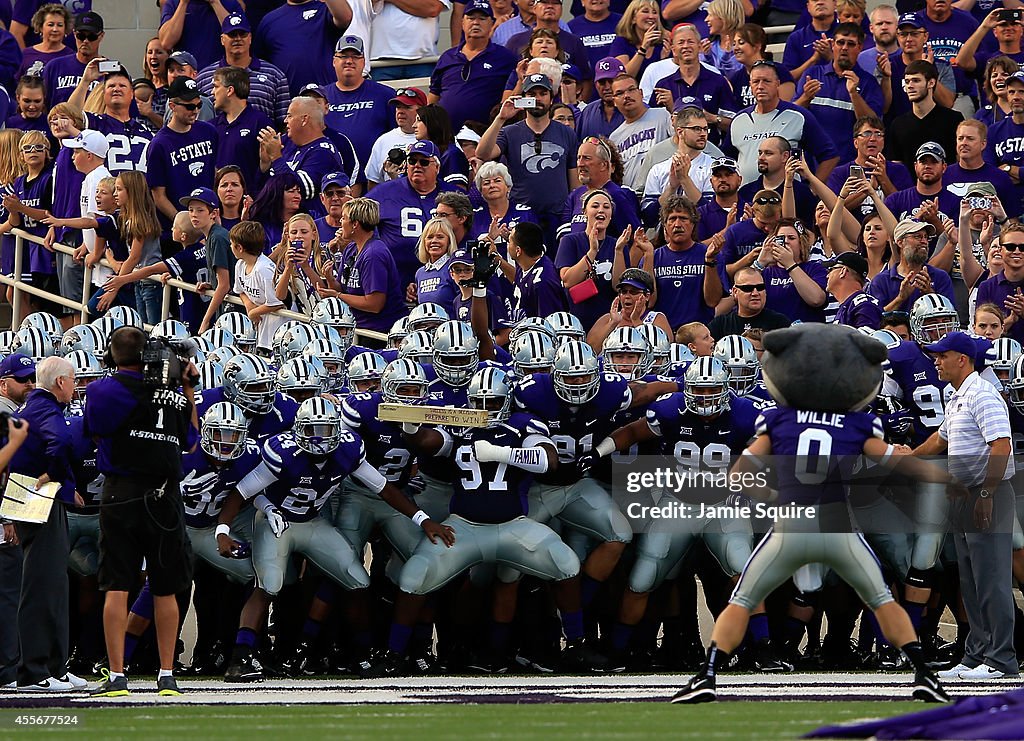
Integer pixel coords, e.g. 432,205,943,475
398,330,435,365
546,311,586,345
552,340,601,405
200,401,250,461
195,359,225,393
467,366,512,425
669,343,695,369
988,337,1023,386
274,322,321,366
90,314,124,342
207,344,242,366
871,328,904,350
222,353,277,415
66,349,104,402
294,397,344,455
60,324,106,357
387,317,410,349
20,311,63,346
10,326,55,361
712,335,759,396
302,338,347,391
407,302,450,334
602,326,651,380
432,321,480,387
510,330,556,376
639,324,671,375
684,356,731,417
1006,353,1024,411
0,330,16,356
910,293,959,344
346,351,387,393
201,326,236,350
381,358,429,404
151,319,191,345
311,297,357,352
508,316,556,346
215,312,257,353
106,305,144,330
277,357,326,402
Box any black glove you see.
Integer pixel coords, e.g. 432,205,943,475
577,452,597,478
873,395,913,443
461,241,498,288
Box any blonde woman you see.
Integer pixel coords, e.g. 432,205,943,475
611,0,670,80
702,0,745,77
754,217,829,323
274,213,328,317
16,3,74,79
408,216,459,313
0,129,27,303
317,197,407,332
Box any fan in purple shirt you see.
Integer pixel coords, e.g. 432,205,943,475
505,25,593,85
826,251,882,328
718,191,780,289
211,66,273,198
145,77,218,237
326,196,407,333
40,9,105,106
882,142,961,228
975,221,1024,343
756,218,829,323
4,76,49,135
502,220,568,319
252,0,349,95
412,217,460,315
984,72,1024,207
867,218,956,312
568,5,621,71
578,57,626,138
4,154,53,277
159,0,244,70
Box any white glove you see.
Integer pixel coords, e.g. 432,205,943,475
402,422,421,435
473,439,511,463
266,507,289,538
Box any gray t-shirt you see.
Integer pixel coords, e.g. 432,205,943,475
610,107,673,193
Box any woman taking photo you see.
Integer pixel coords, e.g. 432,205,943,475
409,216,459,314
728,25,795,108
555,189,631,331
754,217,828,323
318,198,406,333
414,104,470,190
215,165,249,232
16,3,74,79
826,177,900,280
273,213,328,317
611,0,670,81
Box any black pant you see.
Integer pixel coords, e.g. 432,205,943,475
0,542,22,684
15,504,69,685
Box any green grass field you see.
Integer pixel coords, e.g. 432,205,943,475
0,701,921,740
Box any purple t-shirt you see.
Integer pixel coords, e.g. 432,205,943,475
718,219,769,288
639,243,712,329
496,120,580,218
944,162,1021,218
271,135,347,218
781,20,838,75
320,79,396,172
48,146,83,243
568,14,621,72
761,262,827,323
696,200,730,242
560,181,641,241
867,264,956,312
430,42,518,131
213,105,272,200
145,121,218,233
160,0,244,69
833,289,882,329
12,0,87,47
415,255,458,315
41,53,93,105
915,9,992,94
985,115,1024,207
17,44,72,79
609,36,667,83
883,186,961,223
554,231,623,330
976,272,1024,343
15,167,53,274
372,176,460,287
576,101,625,139
505,29,593,80
165,242,208,334
253,0,344,95
513,254,567,319
337,238,407,333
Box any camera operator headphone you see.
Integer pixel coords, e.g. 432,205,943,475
104,326,146,369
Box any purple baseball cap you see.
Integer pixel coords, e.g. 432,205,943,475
407,140,441,161
0,353,35,380
923,331,976,359
595,57,626,82
222,12,251,34
450,249,473,266
179,187,220,209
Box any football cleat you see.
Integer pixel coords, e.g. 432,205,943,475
359,649,409,679
670,673,717,704
224,649,264,683
912,671,951,703
560,638,609,673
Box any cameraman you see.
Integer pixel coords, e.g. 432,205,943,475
83,327,199,697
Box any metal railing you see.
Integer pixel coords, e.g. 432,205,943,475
0,228,387,343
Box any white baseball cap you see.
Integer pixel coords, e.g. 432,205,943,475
62,129,109,158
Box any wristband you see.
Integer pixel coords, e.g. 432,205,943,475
752,259,765,271
595,437,617,458
704,260,717,267
785,263,800,273
401,422,421,435
411,510,430,527
877,443,896,466
472,286,487,298
215,524,231,538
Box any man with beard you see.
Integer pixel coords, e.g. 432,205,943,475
828,251,882,329
794,23,884,163
868,218,955,312
986,71,1024,207
945,119,1020,218
885,61,962,176
884,142,960,228
609,74,672,194
858,5,899,75
697,158,741,244
827,115,913,218
642,107,715,226
478,73,581,245
879,15,955,125
730,61,838,184
955,8,1024,77
736,136,817,226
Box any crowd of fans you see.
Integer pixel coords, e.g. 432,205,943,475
0,0,1022,692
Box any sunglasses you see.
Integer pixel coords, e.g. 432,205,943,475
583,136,612,159
735,283,766,292
1001,242,1024,252
753,196,781,205
882,310,909,319
20,144,46,153
4,374,35,383
408,156,432,167
174,101,201,111
534,133,543,156
75,31,99,41
394,88,418,99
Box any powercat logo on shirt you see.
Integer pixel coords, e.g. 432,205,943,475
518,141,564,174
303,8,317,19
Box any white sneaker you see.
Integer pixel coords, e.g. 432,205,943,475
958,664,1007,680
938,662,976,680
60,672,88,690
1,681,15,690
17,676,75,692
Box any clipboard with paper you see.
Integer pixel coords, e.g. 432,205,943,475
0,473,58,523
